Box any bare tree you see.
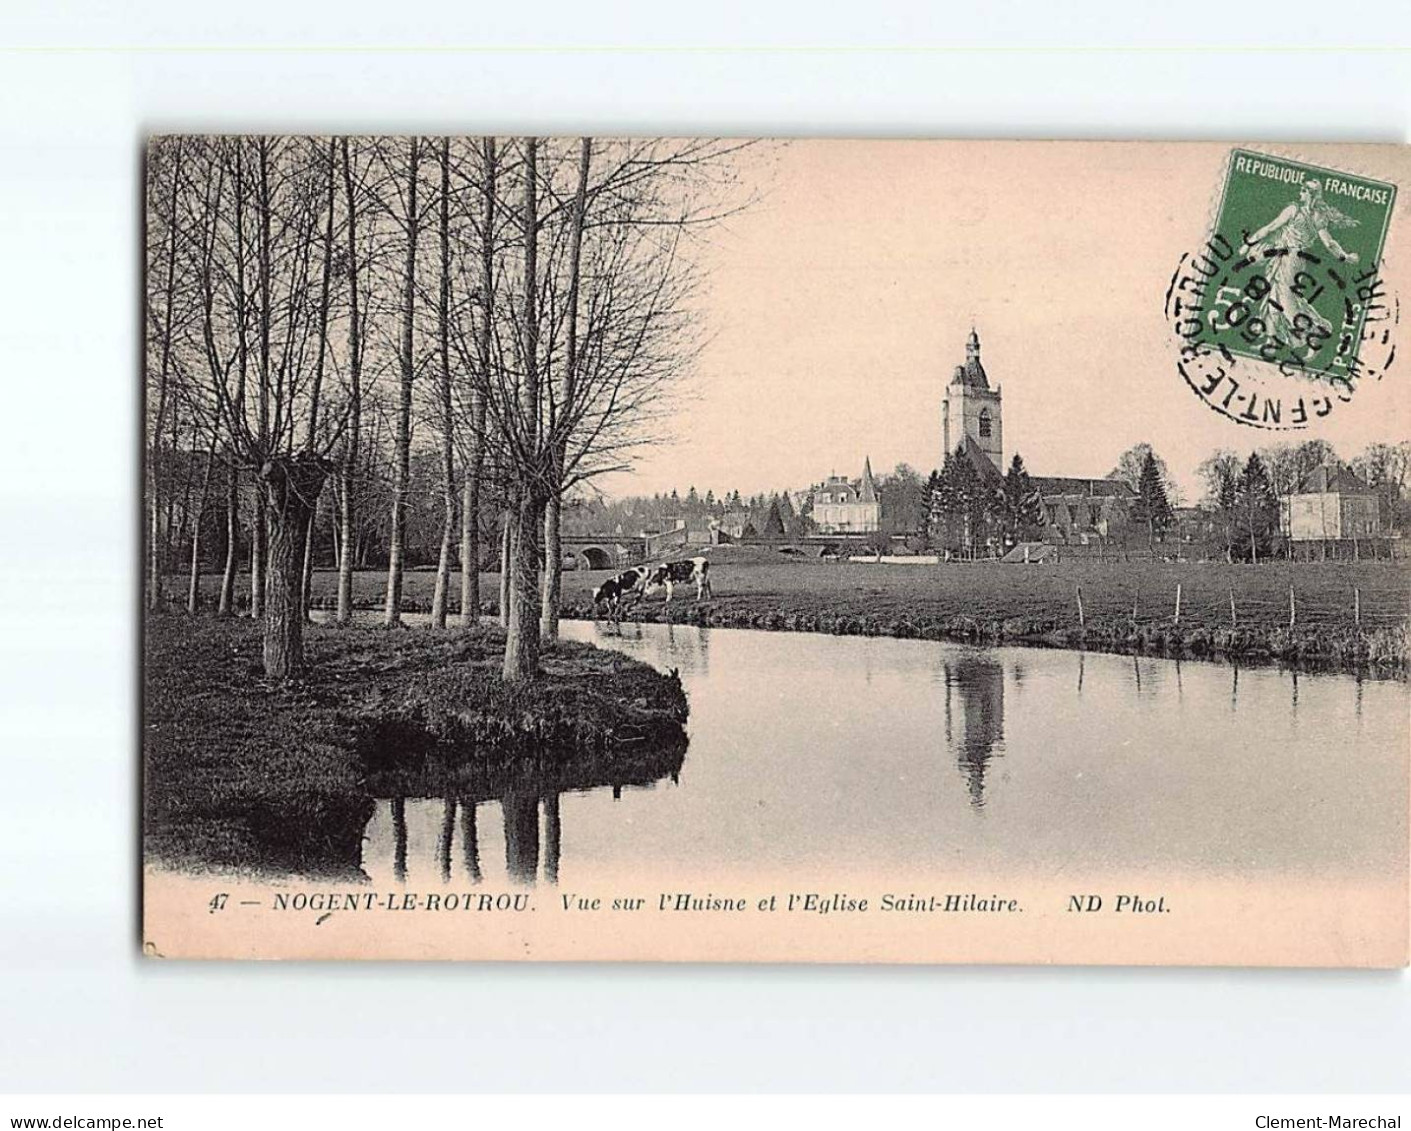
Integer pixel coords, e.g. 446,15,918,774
299,138,338,620
146,138,185,610
541,137,592,640
171,136,344,675
458,137,496,629
430,137,458,628
335,136,369,624
479,137,747,674
383,137,424,627
501,137,544,682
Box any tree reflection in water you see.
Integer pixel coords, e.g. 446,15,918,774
391,796,408,882
502,791,540,883
369,729,688,886
460,800,482,883
438,797,456,883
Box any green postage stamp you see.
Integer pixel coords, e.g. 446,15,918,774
1169,149,1399,428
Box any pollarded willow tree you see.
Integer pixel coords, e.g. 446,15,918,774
462,136,752,680
157,135,358,678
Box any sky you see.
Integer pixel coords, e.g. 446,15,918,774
603,140,1411,504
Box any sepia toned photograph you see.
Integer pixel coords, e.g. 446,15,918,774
141,137,1409,965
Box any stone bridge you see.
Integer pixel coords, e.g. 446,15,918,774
560,532,650,571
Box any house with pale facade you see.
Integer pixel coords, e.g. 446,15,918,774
807,459,881,533
1281,464,1380,544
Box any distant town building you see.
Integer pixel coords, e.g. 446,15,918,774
643,514,724,558
1171,505,1219,547
1034,477,1137,544
1282,464,1380,542
808,458,881,533
719,510,757,541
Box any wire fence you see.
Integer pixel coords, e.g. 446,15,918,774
1072,578,1406,631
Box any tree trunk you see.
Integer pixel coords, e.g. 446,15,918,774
431,137,456,630
259,454,329,679
252,137,273,622
541,497,561,638
337,137,363,626
384,137,420,627
300,138,338,624
218,459,239,616
499,513,512,628
250,498,266,618
459,478,479,626
502,137,541,683
504,501,546,681
337,461,357,623
330,503,340,576
149,473,166,611
460,137,494,630
299,506,317,620
169,405,193,568
187,425,219,613
431,507,455,627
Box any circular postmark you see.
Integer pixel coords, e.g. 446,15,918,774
1164,150,1399,431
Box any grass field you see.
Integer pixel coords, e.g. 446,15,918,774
190,545,1409,668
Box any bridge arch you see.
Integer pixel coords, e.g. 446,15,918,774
578,546,613,571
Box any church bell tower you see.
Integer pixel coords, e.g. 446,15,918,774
941,328,1003,473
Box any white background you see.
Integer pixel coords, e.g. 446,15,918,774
0,0,1408,1095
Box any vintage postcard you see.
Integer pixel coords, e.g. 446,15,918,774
142,138,1409,965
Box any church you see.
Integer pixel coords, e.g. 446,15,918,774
938,330,1135,547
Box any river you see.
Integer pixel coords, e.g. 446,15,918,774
361,621,1408,891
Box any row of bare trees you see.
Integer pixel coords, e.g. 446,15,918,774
144,135,748,681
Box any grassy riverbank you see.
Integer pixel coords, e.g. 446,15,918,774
563,554,1410,671
195,549,1408,670
143,616,688,876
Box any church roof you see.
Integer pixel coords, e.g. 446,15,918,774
952,328,990,389
1031,475,1137,499
954,436,1005,485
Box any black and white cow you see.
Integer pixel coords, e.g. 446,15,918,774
592,566,648,615
643,556,712,604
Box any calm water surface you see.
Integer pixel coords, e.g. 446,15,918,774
362,622,1408,887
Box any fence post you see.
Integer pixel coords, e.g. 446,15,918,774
1354,586,1361,629
1289,583,1296,629
1076,584,1085,629
1132,589,1139,621
1174,582,1182,627
1229,587,1237,628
